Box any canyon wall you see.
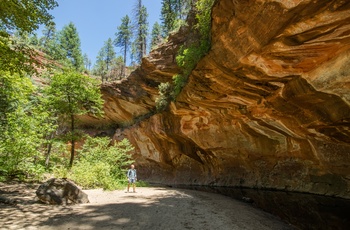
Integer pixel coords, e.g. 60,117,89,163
86,0,350,198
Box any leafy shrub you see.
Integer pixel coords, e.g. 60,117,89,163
171,74,188,99
67,136,134,190
0,71,51,180
156,82,173,112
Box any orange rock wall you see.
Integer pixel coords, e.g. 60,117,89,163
99,0,350,198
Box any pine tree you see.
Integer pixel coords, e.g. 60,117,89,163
40,22,64,60
150,22,163,49
83,53,91,71
133,0,149,64
58,22,84,71
94,38,116,82
161,0,192,36
115,15,132,76
160,0,176,35
104,38,116,72
40,21,56,48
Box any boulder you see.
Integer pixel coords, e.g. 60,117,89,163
36,178,89,205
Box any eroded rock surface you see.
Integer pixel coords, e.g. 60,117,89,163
83,0,350,198
36,178,89,205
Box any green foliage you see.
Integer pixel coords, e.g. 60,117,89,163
150,22,163,49
115,15,132,70
156,0,215,109
0,0,58,74
94,38,116,82
46,70,104,118
161,0,177,35
133,1,149,63
68,137,134,190
58,22,84,71
172,74,187,99
45,70,104,167
0,32,39,74
177,0,215,75
160,0,192,36
83,53,92,71
0,71,53,180
176,43,206,76
39,22,65,62
155,82,173,112
0,0,58,34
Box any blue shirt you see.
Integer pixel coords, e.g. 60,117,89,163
127,169,137,179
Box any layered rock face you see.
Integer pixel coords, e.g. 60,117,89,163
93,0,350,198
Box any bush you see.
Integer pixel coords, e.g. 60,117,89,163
171,74,188,99
155,82,173,112
66,136,134,190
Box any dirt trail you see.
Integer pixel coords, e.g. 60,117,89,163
0,183,294,230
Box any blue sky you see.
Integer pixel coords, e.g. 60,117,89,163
48,0,162,66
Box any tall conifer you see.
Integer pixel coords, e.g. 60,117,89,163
115,15,132,76
58,22,83,71
133,0,149,63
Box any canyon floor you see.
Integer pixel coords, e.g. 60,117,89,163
0,182,295,230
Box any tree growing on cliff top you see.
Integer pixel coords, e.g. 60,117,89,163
94,38,117,82
160,0,193,36
150,22,163,49
45,71,104,168
115,15,132,76
58,22,84,71
133,0,149,63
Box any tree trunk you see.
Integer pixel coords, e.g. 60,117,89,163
69,114,75,168
45,133,54,168
45,143,52,167
123,44,127,77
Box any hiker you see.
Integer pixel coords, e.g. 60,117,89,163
127,164,137,193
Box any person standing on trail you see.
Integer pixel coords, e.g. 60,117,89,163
127,164,137,193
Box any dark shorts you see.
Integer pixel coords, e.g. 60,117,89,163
128,178,136,183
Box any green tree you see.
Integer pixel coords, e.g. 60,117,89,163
0,0,58,73
92,56,106,79
109,56,125,80
133,0,149,63
83,53,92,71
104,38,116,73
0,0,58,34
45,71,104,167
0,71,52,179
39,22,64,60
150,22,163,49
160,0,177,35
115,15,132,76
58,22,84,71
40,22,56,48
94,38,116,82
160,0,192,36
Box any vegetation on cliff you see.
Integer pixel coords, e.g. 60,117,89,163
156,0,216,111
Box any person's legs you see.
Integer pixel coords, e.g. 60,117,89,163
133,182,136,192
127,181,130,192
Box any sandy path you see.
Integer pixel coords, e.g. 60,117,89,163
0,185,294,230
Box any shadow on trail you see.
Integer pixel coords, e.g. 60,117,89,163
38,193,201,230
1,186,293,230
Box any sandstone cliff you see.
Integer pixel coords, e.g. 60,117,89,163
85,0,350,198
